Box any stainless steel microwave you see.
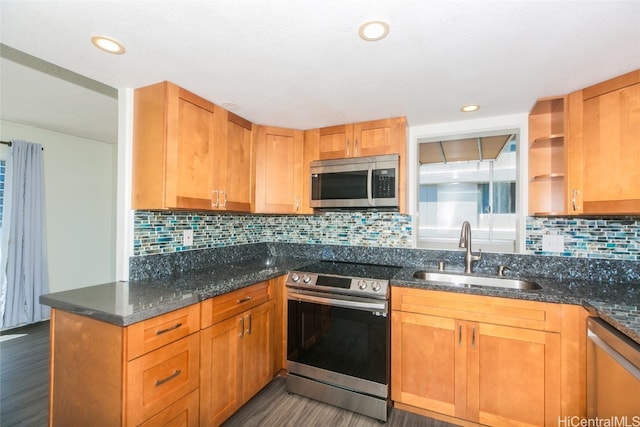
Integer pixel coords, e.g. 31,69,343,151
310,154,399,209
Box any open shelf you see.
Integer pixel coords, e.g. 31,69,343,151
528,96,566,216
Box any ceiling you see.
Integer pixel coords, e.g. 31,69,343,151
1,1,639,146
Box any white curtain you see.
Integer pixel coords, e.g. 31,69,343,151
0,140,50,329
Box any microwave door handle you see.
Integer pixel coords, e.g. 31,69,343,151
367,164,374,206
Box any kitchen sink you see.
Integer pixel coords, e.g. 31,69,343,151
412,271,542,290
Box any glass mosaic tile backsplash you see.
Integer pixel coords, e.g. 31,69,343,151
527,217,640,260
133,211,640,261
134,211,413,256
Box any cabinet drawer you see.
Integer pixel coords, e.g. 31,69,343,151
138,389,199,427
201,281,271,328
127,333,200,426
127,304,200,360
391,287,561,332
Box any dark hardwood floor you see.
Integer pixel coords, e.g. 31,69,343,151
222,376,459,427
0,320,50,427
0,321,458,427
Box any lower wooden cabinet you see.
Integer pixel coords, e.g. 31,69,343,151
199,280,276,426
138,390,200,427
391,287,585,427
49,305,201,427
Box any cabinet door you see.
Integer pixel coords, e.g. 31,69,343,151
133,82,219,210
468,322,561,427
200,315,243,426
391,310,464,418
318,124,353,159
242,302,273,402
167,96,216,209
582,82,640,214
353,117,406,158
254,125,304,213
222,112,254,212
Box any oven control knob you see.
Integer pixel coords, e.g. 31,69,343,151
290,273,300,282
302,275,311,283
371,281,382,292
358,280,368,290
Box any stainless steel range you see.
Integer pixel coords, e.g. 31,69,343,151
285,261,400,422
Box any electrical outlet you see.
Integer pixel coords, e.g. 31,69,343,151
183,229,194,246
542,234,564,252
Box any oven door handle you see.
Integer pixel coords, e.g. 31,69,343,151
288,290,387,313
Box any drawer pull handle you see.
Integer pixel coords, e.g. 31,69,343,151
458,324,463,346
155,322,182,335
155,369,181,387
238,296,253,304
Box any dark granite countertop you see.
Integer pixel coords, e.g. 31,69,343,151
392,267,640,344
40,256,640,344
40,257,310,326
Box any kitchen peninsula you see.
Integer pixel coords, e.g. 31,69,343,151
41,242,640,426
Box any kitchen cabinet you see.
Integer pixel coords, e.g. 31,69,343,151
528,96,567,215
579,69,640,214
223,112,255,212
254,125,309,214
305,116,407,213
309,117,406,160
391,287,587,426
529,69,640,216
200,280,276,426
49,304,201,427
132,81,254,212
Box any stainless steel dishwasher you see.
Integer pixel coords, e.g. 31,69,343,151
587,317,640,418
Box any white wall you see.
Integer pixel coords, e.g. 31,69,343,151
1,120,117,292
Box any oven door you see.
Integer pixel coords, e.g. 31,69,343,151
287,289,389,398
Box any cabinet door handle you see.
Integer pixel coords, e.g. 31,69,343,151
471,326,476,349
572,189,580,211
212,190,219,208
238,296,253,304
354,138,359,156
155,369,181,387
246,314,252,335
155,322,182,335
458,324,463,346
295,196,300,212
240,316,245,338
221,190,227,208
346,139,350,157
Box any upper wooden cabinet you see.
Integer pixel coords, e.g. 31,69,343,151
132,81,255,212
528,69,640,216
579,69,640,214
305,116,407,212
254,125,310,214
308,117,407,160
223,112,255,212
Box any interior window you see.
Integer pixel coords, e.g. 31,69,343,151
417,134,517,253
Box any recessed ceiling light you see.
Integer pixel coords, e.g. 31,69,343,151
461,104,480,113
359,21,390,41
91,35,126,55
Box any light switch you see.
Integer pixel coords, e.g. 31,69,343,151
542,234,564,252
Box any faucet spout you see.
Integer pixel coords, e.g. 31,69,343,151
459,221,482,274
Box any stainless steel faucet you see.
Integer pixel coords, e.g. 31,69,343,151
459,220,482,274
